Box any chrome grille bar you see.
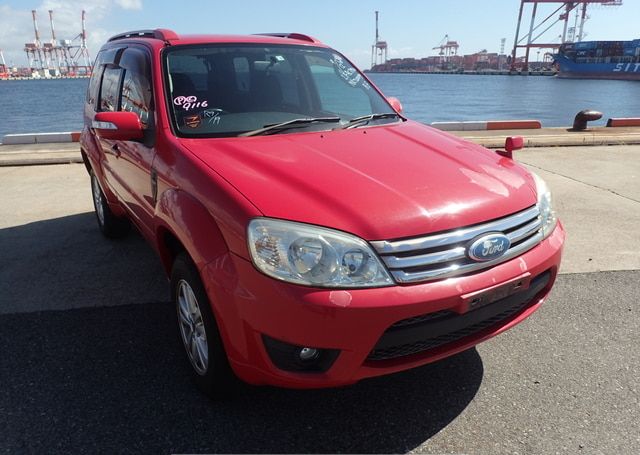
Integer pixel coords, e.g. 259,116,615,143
381,246,466,269
371,205,540,254
372,205,543,284
390,232,543,283
507,218,541,244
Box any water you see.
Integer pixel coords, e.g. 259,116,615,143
0,78,88,138
1,74,639,138
369,73,640,127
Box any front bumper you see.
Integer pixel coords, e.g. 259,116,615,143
201,223,565,388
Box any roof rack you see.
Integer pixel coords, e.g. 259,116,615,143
255,33,321,44
108,29,179,43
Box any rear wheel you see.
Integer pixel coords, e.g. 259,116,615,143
90,171,130,239
171,252,236,398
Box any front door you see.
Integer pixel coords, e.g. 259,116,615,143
101,46,157,238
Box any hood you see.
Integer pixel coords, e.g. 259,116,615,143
180,121,536,241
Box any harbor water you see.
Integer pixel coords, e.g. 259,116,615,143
1,74,639,138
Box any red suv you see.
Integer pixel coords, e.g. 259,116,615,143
81,29,564,395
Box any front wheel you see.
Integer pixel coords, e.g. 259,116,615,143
90,171,130,239
171,252,236,398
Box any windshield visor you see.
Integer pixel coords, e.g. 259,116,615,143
164,44,396,137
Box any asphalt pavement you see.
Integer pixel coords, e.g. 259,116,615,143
0,146,639,453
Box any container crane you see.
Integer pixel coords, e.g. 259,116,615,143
510,0,623,72
0,49,9,79
370,11,388,69
20,9,91,77
433,35,459,68
24,10,45,76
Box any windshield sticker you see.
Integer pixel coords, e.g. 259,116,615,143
202,109,223,126
330,54,363,87
184,114,201,129
173,95,208,111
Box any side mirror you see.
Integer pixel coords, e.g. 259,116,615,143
505,136,524,153
92,111,143,141
387,96,403,114
496,136,524,159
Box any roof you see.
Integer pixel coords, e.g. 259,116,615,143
106,29,327,47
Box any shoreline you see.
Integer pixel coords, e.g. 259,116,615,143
366,70,557,76
0,75,90,81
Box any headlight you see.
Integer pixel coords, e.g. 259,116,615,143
532,172,557,239
247,218,393,288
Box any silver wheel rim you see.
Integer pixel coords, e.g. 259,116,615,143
177,279,209,375
91,175,105,226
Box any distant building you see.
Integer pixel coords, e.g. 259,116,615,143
371,51,512,73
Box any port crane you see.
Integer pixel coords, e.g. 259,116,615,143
0,49,8,79
510,0,623,72
22,9,91,78
370,11,388,69
433,35,459,68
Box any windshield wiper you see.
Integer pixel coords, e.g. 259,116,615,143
239,117,341,137
338,112,401,130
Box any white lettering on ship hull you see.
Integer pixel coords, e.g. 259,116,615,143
613,63,640,73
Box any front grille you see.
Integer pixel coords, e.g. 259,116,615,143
367,271,550,362
371,205,543,283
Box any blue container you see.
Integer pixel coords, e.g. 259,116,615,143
575,41,597,50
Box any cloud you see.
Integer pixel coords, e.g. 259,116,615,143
0,0,143,67
114,0,143,10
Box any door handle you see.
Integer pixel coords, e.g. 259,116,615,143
106,143,120,157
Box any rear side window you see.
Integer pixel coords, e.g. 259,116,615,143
99,67,123,112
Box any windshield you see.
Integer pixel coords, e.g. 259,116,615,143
163,44,399,137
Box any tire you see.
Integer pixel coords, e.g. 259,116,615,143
90,171,130,239
171,252,237,398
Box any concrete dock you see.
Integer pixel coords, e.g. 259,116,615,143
0,130,639,454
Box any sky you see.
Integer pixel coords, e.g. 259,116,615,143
1,0,638,69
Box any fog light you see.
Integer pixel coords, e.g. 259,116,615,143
299,347,320,361
262,335,340,372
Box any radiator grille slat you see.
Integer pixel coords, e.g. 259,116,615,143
372,205,543,283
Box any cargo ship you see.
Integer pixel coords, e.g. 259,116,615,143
554,40,640,80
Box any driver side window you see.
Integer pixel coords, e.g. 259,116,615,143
119,47,153,128
98,66,123,113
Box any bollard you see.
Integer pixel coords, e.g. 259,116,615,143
571,109,603,131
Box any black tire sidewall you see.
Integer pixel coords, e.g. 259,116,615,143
90,171,130,238
170,253,235,397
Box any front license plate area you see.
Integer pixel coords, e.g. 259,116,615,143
462,273,532,311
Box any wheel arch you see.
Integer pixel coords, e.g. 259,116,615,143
155,188,229,276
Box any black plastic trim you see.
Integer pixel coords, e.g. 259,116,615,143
368,271,551,361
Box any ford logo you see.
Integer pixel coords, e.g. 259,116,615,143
468,233,511,262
